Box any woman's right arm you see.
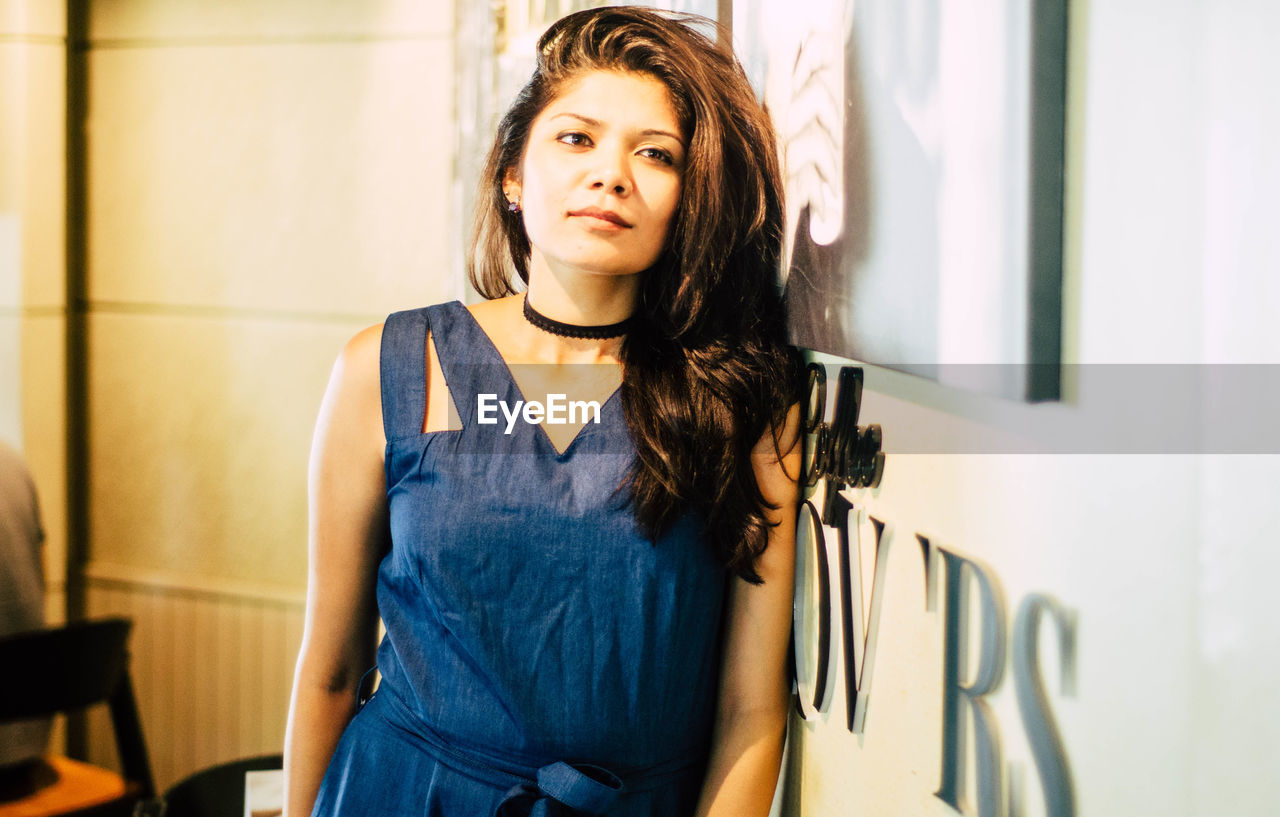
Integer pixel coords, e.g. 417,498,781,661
283,324,389,817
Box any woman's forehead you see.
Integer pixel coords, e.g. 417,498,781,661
538,70,683,135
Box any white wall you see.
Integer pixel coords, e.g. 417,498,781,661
781,0,1280,815
1188,1,1280,813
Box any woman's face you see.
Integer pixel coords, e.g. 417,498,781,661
505,70,686,284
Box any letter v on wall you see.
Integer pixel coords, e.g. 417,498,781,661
827,487,895,735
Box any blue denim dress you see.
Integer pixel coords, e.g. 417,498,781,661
311,302,728,816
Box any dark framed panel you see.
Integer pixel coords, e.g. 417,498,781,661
734,0,1068,402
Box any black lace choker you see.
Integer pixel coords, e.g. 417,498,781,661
522,296,632,340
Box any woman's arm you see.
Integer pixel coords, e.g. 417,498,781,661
695,404,803,817
283,325,389,817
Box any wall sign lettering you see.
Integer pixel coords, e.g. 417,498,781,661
793,364,1078,817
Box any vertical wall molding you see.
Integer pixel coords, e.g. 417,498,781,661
63,0,92,760
64,0,89,624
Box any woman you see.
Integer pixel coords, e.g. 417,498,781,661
284,7,803,816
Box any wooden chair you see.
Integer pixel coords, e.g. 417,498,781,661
0,618,154,817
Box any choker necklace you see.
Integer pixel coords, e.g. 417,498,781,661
522,295,633,340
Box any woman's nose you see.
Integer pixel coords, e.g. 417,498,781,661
588,150,631,196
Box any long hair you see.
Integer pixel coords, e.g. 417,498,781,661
469,6,803,583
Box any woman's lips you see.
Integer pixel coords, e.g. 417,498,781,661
569,207,632,228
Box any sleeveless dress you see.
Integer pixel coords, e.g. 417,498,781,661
311,302,729,817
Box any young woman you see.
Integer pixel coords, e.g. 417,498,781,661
284,7,804,816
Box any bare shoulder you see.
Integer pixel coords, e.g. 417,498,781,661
464,295,522,337
465,294,521,320
324,323,384,407
336,323,384,378
314,323,386,454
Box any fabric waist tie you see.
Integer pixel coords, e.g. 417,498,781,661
371,688,702,816
495,761,622,816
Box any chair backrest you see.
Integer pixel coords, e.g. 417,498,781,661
0,617,155,798
159,754,284,817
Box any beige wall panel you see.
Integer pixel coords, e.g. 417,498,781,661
87,311,363,589
20,312,68,591
190,593,219,768
43,586,64,624
19,44,64,309
237,604,264,751
0,43,66,309
87,578,303,789
0,0,66,37
88,0,452,42
1,217,16,310
0,313,19,443
213,597,241,759
0,48,19,310
87,40,457,317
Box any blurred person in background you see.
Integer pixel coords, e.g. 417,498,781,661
0,441,51,800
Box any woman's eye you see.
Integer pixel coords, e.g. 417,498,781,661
557,132,591,147
638,147,674,165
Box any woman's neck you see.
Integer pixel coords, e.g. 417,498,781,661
524,257,641,327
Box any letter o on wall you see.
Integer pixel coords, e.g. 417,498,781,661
793,499,832,720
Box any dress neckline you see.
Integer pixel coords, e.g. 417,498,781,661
449,301,623,457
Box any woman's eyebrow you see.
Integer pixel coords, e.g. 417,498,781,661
640,128,686,147
550,112,685,147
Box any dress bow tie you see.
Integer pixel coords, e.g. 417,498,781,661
495,761,624,817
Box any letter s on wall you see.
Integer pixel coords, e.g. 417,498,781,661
1010,594,1077,817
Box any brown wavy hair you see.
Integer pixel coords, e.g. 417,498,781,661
469,6,803,583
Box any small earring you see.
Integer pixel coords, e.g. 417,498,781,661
507,199,522,214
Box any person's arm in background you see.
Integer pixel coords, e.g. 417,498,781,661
283,325,388,817
695,403,802,817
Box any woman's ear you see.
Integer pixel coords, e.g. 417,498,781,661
502,167,522,207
